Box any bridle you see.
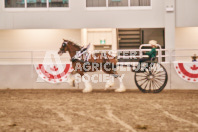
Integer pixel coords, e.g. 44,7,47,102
60,42,67,53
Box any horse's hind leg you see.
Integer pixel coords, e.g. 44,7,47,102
104,75,114,90
102,64,115,89
110,70,126,92
115,74,126,92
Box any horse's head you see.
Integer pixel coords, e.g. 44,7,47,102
58,39,69,56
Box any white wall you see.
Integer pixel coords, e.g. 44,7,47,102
0,0,165,29
0,29,81,64
86,28,117,51
176,0,198,27
175,27,198,49
175,27,198,61
0,29,81,50
0,63,197,90
3,0,198,28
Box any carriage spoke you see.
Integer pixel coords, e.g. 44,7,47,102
154,78,165,82
136,77,147,82
155,75,166,79
155,72,166,76
151,68,155,74
136,74,147,77
144,80,150,90
154,78,164,86
155,74,166,77
155,77,166,80
149,79,152,92
154,73,166,79
154,80,163,91
153,80,162,89
136,73,149,78
141,71,149,76
155,77,164,83
151,80,155,91
139,79,148,87
153,79,161,89
154,71,165,76
153,64,163,74
150,63,157,74
155,77,165,82
150,63,158,74
152,80,158,91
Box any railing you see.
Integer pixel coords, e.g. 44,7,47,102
0,48,197,64
0,50,70,64
171,49,198,62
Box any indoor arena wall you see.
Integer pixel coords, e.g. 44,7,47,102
0,63,197,90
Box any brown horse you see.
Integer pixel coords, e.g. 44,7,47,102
58,39,126,93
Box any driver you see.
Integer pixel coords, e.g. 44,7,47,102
137,40,158,71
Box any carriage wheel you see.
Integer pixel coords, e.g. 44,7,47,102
134,63,168,93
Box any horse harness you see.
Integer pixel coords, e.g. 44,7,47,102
71,46,110,63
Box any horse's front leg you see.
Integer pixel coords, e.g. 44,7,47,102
67,70,76,87
81,73,93,93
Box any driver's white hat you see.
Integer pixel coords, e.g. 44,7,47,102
149,40,158,47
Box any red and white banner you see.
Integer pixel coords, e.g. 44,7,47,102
34,51,73,83
174,62,198,82
34,64,73,83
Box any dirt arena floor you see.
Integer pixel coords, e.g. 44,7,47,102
0,89,198,132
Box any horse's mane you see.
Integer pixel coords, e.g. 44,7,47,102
64,39,83,49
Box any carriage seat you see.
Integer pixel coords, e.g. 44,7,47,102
144,57,157,63
132,57,157,72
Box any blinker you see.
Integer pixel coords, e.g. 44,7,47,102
62,42,67,47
